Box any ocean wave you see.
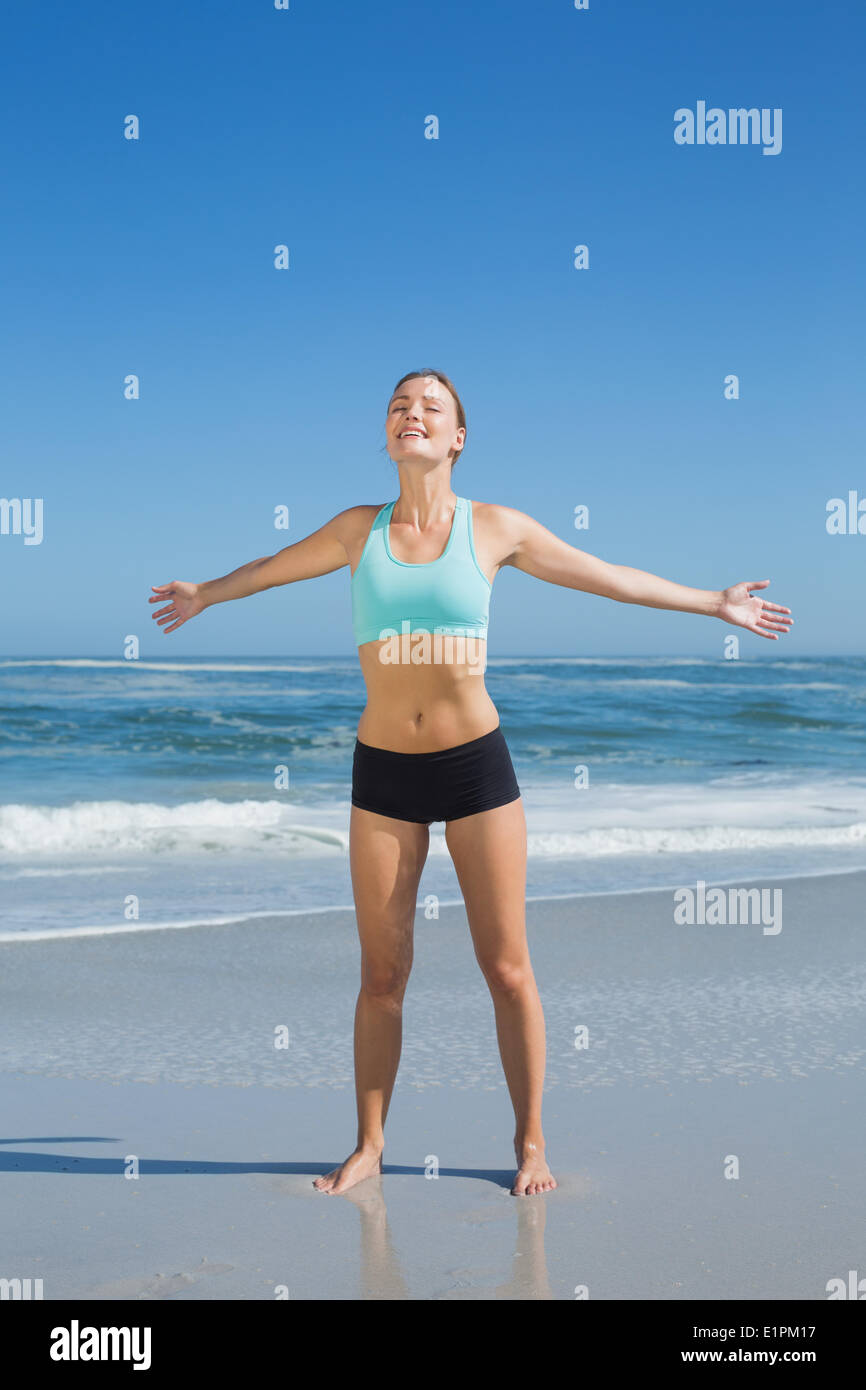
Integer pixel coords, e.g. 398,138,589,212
3,864,864,944
487,656,724,667
518,823,866,857
1,797,865,861
0,904,360,945
0,659,341,673
0,799,349,856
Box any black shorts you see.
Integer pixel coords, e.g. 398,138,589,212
351,725,521,824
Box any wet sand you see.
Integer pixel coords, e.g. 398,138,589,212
1,870,864,1299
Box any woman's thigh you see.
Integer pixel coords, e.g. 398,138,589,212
444,798,528,973
349,805,430,985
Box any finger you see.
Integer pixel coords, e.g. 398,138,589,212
761,602,791,614
152,605,175,620
156,613,178,626
151,585,174,593
746,580,770,591
163,619,183,633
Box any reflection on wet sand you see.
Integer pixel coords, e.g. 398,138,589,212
336,1168,573,1300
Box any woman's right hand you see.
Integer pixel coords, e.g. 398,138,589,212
149,581,207,634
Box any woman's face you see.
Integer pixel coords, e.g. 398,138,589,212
386,376,464,465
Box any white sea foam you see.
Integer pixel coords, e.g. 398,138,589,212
0,658,339,672
0,905,359,944
2,864,863,945
2,789,866,860
0,656,843,673
520,822,866,857
0,799,349,856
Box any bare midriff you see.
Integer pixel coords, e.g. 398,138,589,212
356,637,498,752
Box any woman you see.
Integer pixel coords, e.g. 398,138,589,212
150,368,793,1197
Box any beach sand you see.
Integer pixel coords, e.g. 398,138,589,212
1,870,863,1300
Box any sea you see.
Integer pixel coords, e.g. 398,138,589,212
1,655,864,940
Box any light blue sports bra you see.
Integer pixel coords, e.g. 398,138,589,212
351,496,491,646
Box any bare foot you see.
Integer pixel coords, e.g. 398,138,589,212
512,1140,557,1196
313,1146,384,1195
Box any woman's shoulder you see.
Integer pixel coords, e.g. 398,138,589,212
466,499,530,531
466,502,542,570
327,503,390,556
331,501,390,529
342,501,389,516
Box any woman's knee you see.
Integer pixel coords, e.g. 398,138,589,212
360,952,413,1003
477,952,533,998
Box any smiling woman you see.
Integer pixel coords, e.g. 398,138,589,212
389,367,468,467
148,367,792,1200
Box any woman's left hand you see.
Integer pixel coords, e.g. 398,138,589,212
717,580,793,639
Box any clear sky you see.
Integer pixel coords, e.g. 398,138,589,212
2,0,863,657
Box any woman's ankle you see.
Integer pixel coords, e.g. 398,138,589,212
514,1133,546,1155
356,1136,385,1155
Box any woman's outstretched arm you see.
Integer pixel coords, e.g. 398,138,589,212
149,507,369,635
485,504,793,640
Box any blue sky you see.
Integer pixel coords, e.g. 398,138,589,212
2,0,863,656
